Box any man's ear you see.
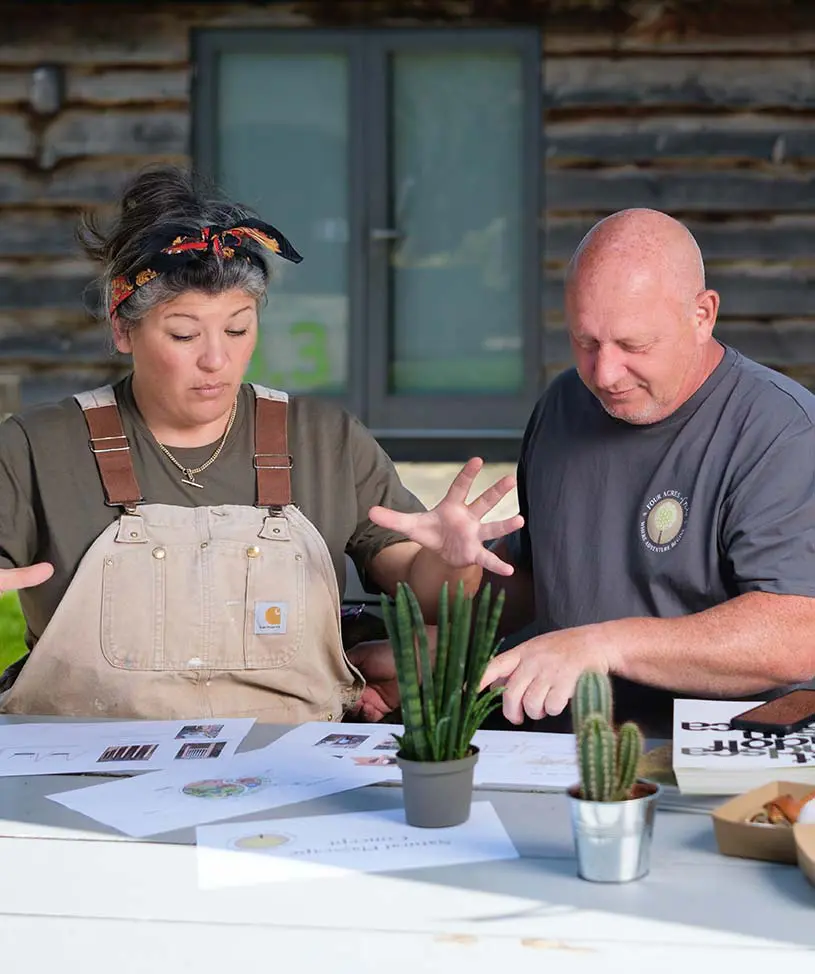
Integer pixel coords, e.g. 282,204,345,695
695,288,720,342
111,315,133,354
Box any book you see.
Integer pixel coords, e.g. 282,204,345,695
672,699,815,795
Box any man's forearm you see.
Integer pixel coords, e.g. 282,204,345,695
607,591,815,695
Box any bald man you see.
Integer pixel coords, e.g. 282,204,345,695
479,208,815,737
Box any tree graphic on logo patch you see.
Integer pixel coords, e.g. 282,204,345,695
653,502,678,544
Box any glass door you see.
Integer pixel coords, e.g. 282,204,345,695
365,31,541,438
208,40,359,407
389,52,524,395
195,28,541,450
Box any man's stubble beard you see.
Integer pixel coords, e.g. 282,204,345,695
598,395,668,425
577,367,677,425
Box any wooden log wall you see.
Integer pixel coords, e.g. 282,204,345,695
0,0,814,409
542,0,815,388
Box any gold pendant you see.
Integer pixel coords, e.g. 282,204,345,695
182,470,204,489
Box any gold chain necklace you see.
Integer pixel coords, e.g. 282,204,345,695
156,396,238,489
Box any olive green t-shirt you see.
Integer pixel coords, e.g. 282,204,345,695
0,377,425,648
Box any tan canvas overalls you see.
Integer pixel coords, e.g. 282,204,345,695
0,384,363,722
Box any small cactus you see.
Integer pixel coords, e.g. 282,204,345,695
574,671,643,802
578,715,615,802
572,670,613,733
616,722,642,798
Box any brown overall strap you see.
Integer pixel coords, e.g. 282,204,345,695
76,388,143,508
254,392,292,507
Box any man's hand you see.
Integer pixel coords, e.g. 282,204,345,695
368,457,523,578
480,624,618,724
0,563,53,594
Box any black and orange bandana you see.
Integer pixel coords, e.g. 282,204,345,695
109,219,303,316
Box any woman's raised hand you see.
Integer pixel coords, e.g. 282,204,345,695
368,457,523,576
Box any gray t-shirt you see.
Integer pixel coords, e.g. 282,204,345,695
517,344,815,735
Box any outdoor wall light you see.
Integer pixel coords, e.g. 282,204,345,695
29,64,65,115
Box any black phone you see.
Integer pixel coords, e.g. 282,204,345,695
729,689,815,735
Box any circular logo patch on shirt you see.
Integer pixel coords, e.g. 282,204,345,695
639,491,689,553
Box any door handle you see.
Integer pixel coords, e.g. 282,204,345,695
369,228,402,241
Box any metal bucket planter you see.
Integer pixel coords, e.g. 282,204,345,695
396,746,480,828
567,779,662,882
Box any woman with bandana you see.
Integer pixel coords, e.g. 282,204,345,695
0,166,521,722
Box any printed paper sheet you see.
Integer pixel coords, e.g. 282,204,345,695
0,718,255,776
47,745,369,837
267,721,579,791
195,801,519,888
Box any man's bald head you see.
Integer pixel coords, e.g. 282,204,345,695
564,208,721,425
566,208,705,301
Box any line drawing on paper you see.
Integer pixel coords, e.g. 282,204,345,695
0,746,88,763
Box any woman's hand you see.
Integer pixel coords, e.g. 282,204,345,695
347,626,439,722
0,563,54,594
368,458,523,577
346,640,402,722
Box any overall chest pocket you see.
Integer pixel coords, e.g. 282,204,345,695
100,538,306,672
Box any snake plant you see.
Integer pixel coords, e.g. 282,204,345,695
380,580,505,762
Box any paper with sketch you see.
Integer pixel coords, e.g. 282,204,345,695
47,746,369,837
267,721,578,790
196,801,518,888
0,718,255,777
473,729,579,789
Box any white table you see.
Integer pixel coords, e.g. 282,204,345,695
0,718,811,973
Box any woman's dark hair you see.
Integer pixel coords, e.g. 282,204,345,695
78,166,270,330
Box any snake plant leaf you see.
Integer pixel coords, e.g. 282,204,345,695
459,687,505,755
441,582,472,756
404,583,437,752
433,582,451,715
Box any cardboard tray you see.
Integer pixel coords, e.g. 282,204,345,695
711,780,815,864
794,824,815,885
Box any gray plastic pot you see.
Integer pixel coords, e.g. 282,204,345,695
396,746,480,828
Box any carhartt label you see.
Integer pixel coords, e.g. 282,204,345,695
255,601,288,635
